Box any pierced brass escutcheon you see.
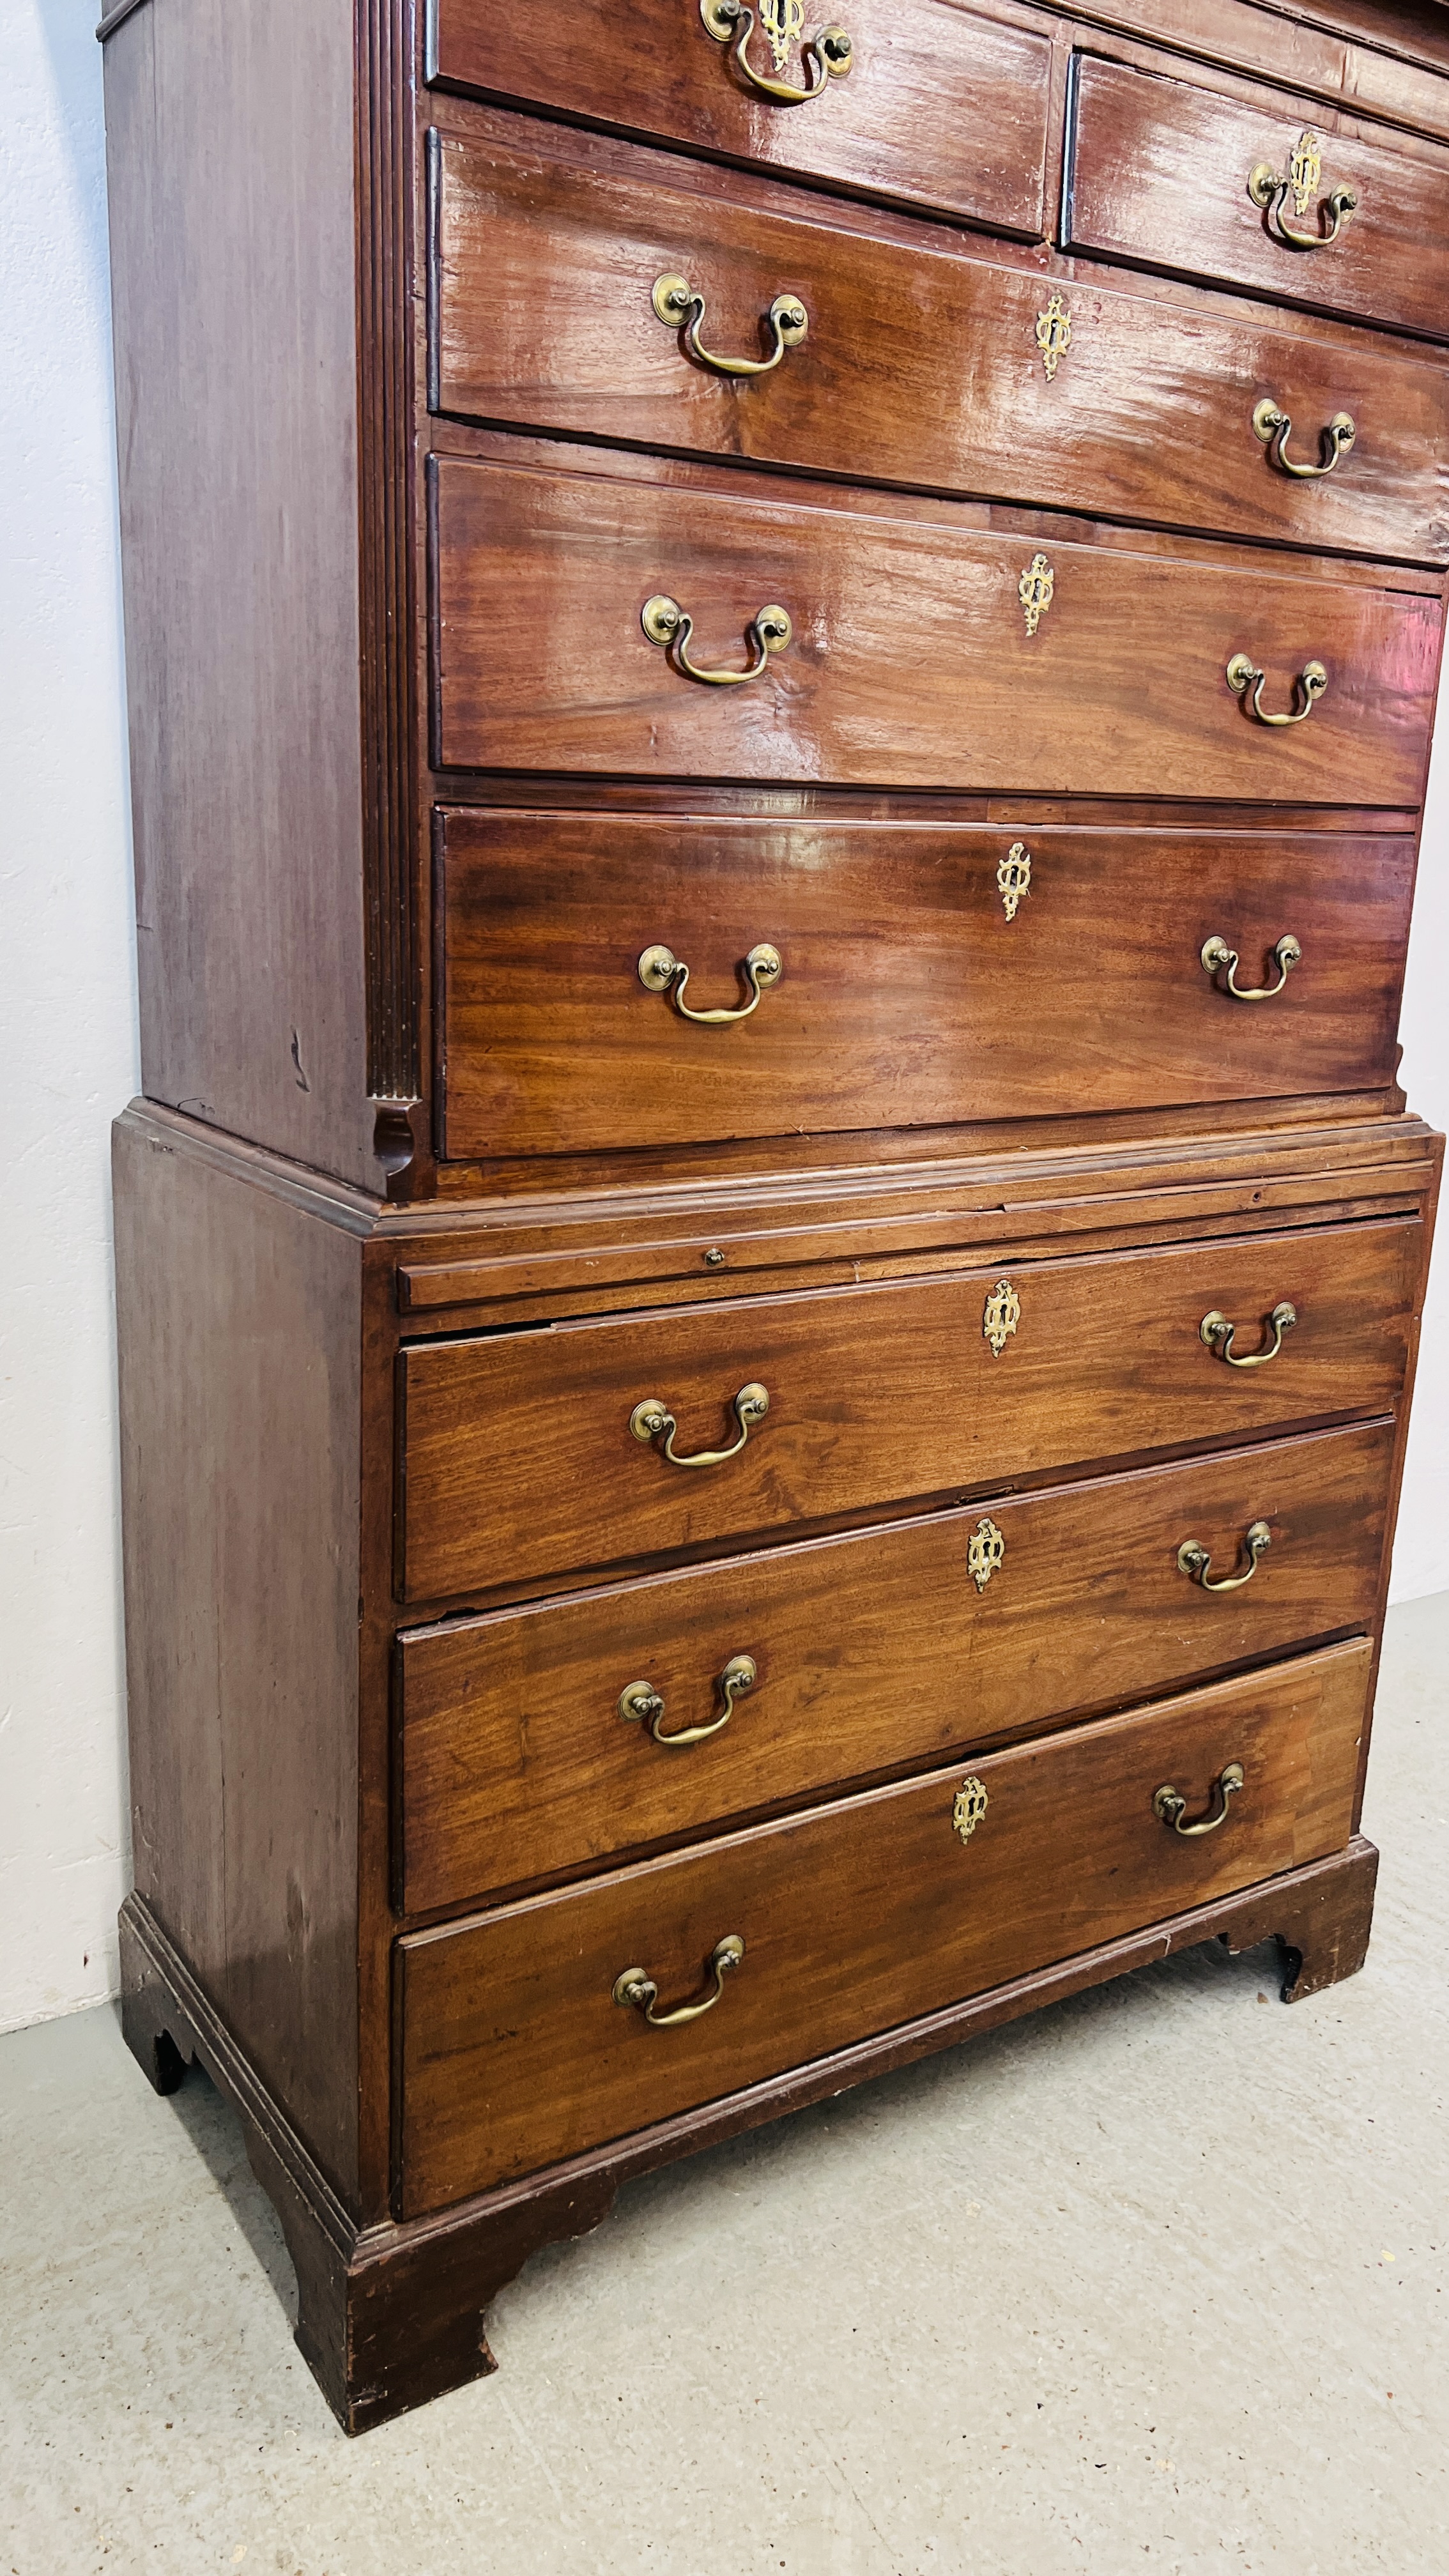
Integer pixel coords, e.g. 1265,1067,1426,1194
1248,130,1358,249
997,842,1032,922
618,1654,758,1747
1035,289,1072,382
983,1278,1021,1359
638,940,783,1024
1018,553,1055,638
652,272,809,378
613,1934,746,2027
630,1381,770,1468
953,1776,990,1844
1177,1521,1272,1593
1154,1761,1246,1839
1199,1301,1298,1369
1252,396,1356,479
1200,932,1302,1002
1227,653,1328,726
967,1516,1006,1594
643,594,793,686
701,0,853,104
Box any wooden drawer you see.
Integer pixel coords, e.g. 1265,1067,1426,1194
431,457,1441,801
427,0,1052,237
438,811,1415,1158
1066,53,1449,342
398,1638,1370,2208
398,1421,1393,1913
431,123,1449,564
398,1219,1419,1600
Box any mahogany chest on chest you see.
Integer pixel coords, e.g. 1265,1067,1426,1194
102,0,1445,2429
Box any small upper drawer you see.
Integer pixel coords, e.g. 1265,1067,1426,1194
431,123,1449,562
438,812,1415,1160
1065,53,1449,342
397,1218,1420,1602
432,457,1441,802
397,1421,1393,1915
428,0,1053,236
398,1639,1369,2209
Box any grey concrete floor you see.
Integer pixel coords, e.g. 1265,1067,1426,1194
3,1597,1447,2576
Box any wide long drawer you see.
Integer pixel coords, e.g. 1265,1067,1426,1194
432,122,1449,564
398,1420,1393,1912
1066,52,1449,343
428,0,1054,236
438,812,1416,1158
397,1219,1420,1600
431,457,1441,800
397,1639,1370,2209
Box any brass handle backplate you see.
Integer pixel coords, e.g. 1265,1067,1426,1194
1252,397,1356,479
1199,1301,1298,1368
701,0,853,103
613,1934,746,2027
638,941,783,1023
1200,932,1302,1001
1177,1521,1272,1593
619,1654,758,1747
630,1381,770,1468
1248,129,1358,249
1227,654,1328,726
653,272,809,377
1154,1761,1246,1837
643,594,793,686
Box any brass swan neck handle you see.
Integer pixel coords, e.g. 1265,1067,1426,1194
630,1381,770,1469
1248,131,1358,249
1177,1521,1272,1593
1200,933,1301,1002
700,0,854,105
1253,397,1356,479
1199,1301,1298,1368
618,1655,758,1747
1154,1763,1246,1838
638,941,783,1025
613,1935,746,2027
652,273,809,378
643,594,793,686
1227,654,1328,726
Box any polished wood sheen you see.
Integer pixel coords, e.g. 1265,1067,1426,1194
432,456,1441,799
438,811,1416,1157
398,1640,1370,2209
431,121,1449,564
399,1219,1420,1599
1066,52,1449,342
103,0,1447,2434
427,0,1054,234
398,1420,1393,1911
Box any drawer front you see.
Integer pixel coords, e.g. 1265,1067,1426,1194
433,125,1449,564
1066,54,1449,342
399,1639,1370,2208
438,812,1414,1158
432,458,1440,801
399,1421,1393,1913
399,1220,1419,1600
429,0,1052,236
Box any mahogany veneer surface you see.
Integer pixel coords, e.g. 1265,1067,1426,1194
438,812,1417,1156
433,120,1449,564
432,455,1442,796
103,0,1445,2433
399,1641,1371,2208
429,0,1055,233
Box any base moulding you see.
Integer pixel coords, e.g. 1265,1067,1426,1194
118,1842,1379,2434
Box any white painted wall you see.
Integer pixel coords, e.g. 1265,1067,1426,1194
1,0,139,2034
1,0,1446,2034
